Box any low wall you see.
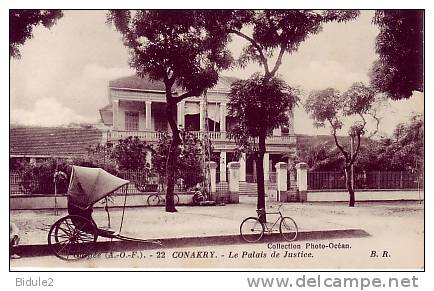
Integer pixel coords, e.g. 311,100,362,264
307,189,424,202
10,191,238,210
10,193,195,210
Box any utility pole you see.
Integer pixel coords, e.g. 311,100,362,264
350,136,355,190
202,91,211,200
54,157,59,216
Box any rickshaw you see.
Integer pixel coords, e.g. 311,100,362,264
48,166,162,261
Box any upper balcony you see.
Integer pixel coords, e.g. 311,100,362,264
106,130,297,149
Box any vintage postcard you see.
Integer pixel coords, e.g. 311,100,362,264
9,9,424,271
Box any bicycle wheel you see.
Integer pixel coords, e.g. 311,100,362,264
174,194,180,205
279,217,298,241
48,215,98,261
240,217,264,243
147,194,160,206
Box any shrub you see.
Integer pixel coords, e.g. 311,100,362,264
19,159,69,194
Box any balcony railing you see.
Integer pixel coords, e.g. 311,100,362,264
107,130,296,145
107,130,166,141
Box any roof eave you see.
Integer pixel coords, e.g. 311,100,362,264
109,87,176,95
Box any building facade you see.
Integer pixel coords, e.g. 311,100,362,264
99,75,297,192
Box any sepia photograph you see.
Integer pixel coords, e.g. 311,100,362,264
9,9,424,272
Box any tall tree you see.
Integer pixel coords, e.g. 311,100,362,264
152,130,204,191
386,114,424,172
10,10,63,58
370,10,424,100
305,82,377,207
228,74,298,221
107,10,232,212
222,10,359,217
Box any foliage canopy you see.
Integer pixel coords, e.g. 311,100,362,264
10,10,63,58
228,74,298,152
370,10,424,100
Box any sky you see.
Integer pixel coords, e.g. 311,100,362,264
10,10,424,137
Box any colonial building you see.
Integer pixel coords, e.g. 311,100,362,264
10,126,104,167
99,75,297,194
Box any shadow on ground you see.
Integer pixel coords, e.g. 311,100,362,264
15,228,369,258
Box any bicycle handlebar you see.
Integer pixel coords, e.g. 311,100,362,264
267,204,283,210
256,204,284,216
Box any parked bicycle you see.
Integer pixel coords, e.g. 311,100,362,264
240,204,298,243
147,191,179,206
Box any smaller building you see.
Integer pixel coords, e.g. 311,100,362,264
10,126,104,168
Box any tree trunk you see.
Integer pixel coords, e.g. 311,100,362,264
345,166,355,207
256,131,267,222
165,101,181,212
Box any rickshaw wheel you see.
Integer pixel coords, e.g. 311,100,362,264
48,215,98,261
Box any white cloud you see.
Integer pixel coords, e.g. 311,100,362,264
82,63,134,80
287,59,369,92
9,10,422,138
11,98,95,126
375,91,424,136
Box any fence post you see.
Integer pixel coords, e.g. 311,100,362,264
400,171,403,189
377,171,381,189
295,162,308,202
207,161,217,193
275,162,288,202
227,162,240,203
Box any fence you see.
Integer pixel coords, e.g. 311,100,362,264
10,169,203,196
10,171,69,195
308,171,423,190
216,182,229,193
216,170,228,183
10,172,24,195
245,172,277,183
12,169,422,196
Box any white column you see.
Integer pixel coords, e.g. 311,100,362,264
219,152,227,182
227,161,240,203
199,100,205,131
288,110,295,134
207,161,217,193
177,101,185,128
263,153,270,181
276,162,288,192
239,153,246,182
113,100,119,130
145,151,152,168
145,101,152,130
227,162,240,192
288,157,296,189
220,102,226,132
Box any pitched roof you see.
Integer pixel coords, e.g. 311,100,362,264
10,127,103,158
109,75,167,91
109,74,240,93
296,134,374,150
219,76,240,86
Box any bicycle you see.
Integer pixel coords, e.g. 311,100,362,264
240,205,298,243
147,191,179,206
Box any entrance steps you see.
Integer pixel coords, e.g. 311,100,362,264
240,182,258,196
